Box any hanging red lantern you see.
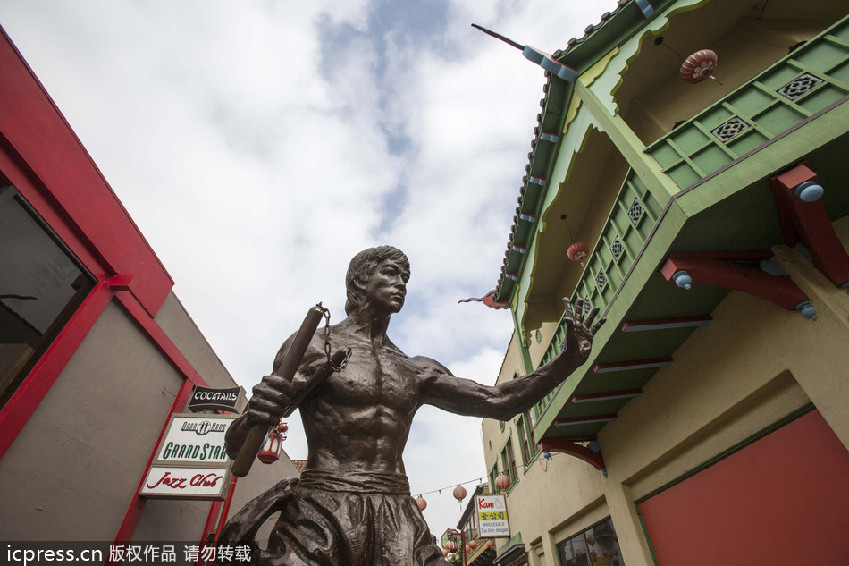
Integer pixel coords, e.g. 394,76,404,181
416,494,427,511
469,540,477,550
487,540,494,549
586,534,595,546
256,421,287,464
452,485,467,502
680,49,719,84
567,241,590,264
494,472,511,493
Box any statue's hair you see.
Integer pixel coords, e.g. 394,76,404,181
345,246,410,315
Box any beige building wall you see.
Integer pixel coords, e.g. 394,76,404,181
483,217,849,565
0,291,300,542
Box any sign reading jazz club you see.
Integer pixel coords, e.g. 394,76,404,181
475,494,510,538
140,414,236,501
155,414,234,463
140,466,229,498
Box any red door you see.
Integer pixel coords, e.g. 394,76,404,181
639,410,849,565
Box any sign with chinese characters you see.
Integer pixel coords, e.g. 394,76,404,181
475,494,510,537
140,466,231,499
155,414,235,464
188,385,241,412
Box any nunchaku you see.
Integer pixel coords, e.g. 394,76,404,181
231,303,346,477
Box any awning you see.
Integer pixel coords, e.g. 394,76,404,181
493,544,525,565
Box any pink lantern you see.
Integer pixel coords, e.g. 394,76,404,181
586,534,595,546
487,540,495,549
257,422,287,464
567,241,590,264
494,472,511,493
452,485,467,502
680,49,719,83
469,540,477,550
415,495,427,511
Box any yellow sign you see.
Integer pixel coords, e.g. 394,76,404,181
475,494,509,537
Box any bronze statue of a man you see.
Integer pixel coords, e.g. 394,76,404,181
223,245,603,566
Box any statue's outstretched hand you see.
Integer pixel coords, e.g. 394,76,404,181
559,297,605,368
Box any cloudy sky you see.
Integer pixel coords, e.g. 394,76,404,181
2,0,618,540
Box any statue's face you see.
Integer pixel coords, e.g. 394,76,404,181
365,258,409,315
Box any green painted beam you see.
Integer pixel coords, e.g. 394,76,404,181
676,96,849,218
534,200,689,438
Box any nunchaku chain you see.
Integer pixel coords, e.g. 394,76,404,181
321,306,351,372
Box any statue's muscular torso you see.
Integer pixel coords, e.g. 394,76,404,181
292,320,449,475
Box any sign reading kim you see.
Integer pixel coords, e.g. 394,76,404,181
140,466,230,499
187,385,241,412
475,494,510,538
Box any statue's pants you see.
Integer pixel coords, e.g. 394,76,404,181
260,469,448,566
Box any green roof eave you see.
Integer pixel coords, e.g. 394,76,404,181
558,0,681,73
495,0,687,302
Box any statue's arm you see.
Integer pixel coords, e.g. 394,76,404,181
225,332,326,459
419,298,604,421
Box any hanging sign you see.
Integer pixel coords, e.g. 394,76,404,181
140,465,231,499
141,414,236,501
187,385,241,412
155,414,234,464
475,494,510,537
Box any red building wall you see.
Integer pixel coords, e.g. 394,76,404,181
639,409,849,565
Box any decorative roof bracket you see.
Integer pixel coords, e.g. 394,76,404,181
540,436,606,472
770,162,849,290
659,251,817,320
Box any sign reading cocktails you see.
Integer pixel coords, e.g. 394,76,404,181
475,494,510,537
140,413,236,501
187,385,241,412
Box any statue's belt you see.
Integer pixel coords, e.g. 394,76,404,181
298,469,411,496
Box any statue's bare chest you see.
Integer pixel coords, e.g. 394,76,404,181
321,342,421,410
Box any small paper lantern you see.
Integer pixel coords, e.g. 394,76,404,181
452,485,467,502
494,472,511,493
416,495,427,511
256,423,286,464
487,540,494,549
469,541,477,550
586,534,596,546
680,49,719,83
567,241,590,264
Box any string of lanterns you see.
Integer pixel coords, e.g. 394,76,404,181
413,477,483,512
414,472,514,512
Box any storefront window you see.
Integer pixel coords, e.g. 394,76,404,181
557,518,624,566
0,183,94,407
500,437,518,487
